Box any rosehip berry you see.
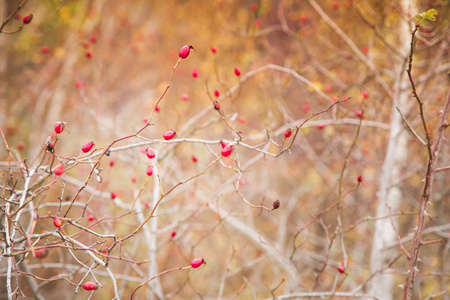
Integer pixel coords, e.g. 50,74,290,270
163,130,176,140
332,2,339,10
192,69,198,78
82,41,90,48
318,124,324,130
53,217,62,228
82,281,97,291
131,176,136,183
214,89,220,97
221,145,233,157
220,140,228,148
211,46,217,53
143,201,150,208
82,141,94,153
40,46,49,53
86,51,92,58
362,46,369,55
181,94,189,101
146,147,156,159
251,3,258,10
179,44,193,59
155,105,160,112
142,117,148,123
23,14,33,24
238,117,245,123
170,231,176,238
90,36,97,43
234,68,241,76
33,248,48,259
338,266,345,274
284,129,292,138
146,166,153,176
75,80,84,89
300,16,308,24
192,155,198,163
190,258,206,268
362,91,369,99
356,110,363,118
255,19,262,28
357,175,363,183
88,214,94,221
111,192,117,199
272,199,280,209
17,142,24,151
303,103,311,113
53,163,64,176
46,142,54,151
214,101,221,110
109,160,115,167
55,123,64,134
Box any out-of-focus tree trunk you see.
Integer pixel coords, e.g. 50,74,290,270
369,1,416,299
0,0,20,125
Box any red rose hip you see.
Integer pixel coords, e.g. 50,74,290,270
55,123,64,134
146,166,153,176
23,14,33,24
82,141,94,153
33,248,48,259
163,130,176,140
179,44,193,59
53,163,64,176
272,199,280,210
146,147,156,159
190,258,205,268
221,145,233,157
284,129,292,138
82,281,97,291
53,217,62,228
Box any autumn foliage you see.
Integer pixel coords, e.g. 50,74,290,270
0,1,449,299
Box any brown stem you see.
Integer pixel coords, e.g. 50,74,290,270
402,23,450,299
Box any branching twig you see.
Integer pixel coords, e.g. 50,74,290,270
402,10,450,298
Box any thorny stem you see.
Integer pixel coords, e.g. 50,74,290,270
401,23,450,300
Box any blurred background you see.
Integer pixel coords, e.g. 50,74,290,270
0,0,449,299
